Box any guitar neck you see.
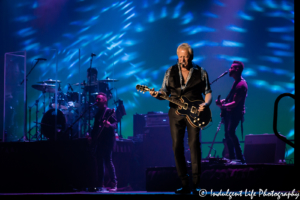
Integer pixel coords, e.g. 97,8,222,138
159,95,185,107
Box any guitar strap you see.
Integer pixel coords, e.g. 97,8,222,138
100,107,108,124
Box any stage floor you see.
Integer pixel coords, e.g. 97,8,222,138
0,140,296,195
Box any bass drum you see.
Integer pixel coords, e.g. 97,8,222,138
41,109,68,141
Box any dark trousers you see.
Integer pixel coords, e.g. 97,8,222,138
168,107,201,188
94,132,117,187
224,112,244,160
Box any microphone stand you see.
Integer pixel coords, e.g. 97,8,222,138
207,71,227,160
210,71,228,85
20,59,41,141
88,54,95,135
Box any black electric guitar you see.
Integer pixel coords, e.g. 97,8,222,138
136,84,212,129
90,108,115,155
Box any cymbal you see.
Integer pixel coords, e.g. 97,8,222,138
98,78,118,82
51,103,68,110
37,79,61,84
73,82,97,86
32,84,56,93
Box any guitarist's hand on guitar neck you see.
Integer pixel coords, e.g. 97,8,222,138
149,88,159,97
215,95,225,109
102,120,111,128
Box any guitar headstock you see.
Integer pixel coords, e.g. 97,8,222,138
136,84,151,93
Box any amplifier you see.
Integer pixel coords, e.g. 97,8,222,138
133,114,146,136
145,113,169,127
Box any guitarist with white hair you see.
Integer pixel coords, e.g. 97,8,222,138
150,43,212,194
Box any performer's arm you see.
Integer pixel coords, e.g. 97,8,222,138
150,67,171,99
221,93,243,109
222,83,246,109
199,68,212,112
103,112,118,129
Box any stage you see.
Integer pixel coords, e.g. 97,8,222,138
0,139,296,195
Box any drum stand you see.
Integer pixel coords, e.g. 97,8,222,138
64,102,95,140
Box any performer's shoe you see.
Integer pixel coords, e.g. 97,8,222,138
192,188,201,195
95,187,109,193
175,186,191,194
109,181,117,192
109,186,117,192
240,157,246,165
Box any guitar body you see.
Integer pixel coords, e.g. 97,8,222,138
89,108,115,156
175,96,212,129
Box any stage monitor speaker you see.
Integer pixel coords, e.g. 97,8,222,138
244,134,286,164
133,114,146,136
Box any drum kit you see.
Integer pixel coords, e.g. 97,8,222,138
29,78,118,141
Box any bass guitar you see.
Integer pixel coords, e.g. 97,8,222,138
136,84,212,129
90,108,115,155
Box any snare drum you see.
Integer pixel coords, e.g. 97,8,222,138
50,92,68,109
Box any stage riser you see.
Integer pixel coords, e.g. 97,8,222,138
146,165,295,192
0,139,133,193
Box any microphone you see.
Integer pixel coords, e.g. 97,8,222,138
68,83,73,91
218,71,228,78
91,53,96,57
35,58,47,61
90,102,97,107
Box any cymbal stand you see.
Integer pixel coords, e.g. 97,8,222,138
25,104,35,142
29,93,44,141
41,91,47,140
20,59,45,141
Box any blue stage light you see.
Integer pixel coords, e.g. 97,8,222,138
222,40,244,47
267,42,290,50
202,12,218,18
237,11,254,20
17,27,36,37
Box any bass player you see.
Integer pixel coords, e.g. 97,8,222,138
215,60,247,165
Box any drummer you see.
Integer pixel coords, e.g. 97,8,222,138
82,68,112,102
87,67,98,85
82,68,99,101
